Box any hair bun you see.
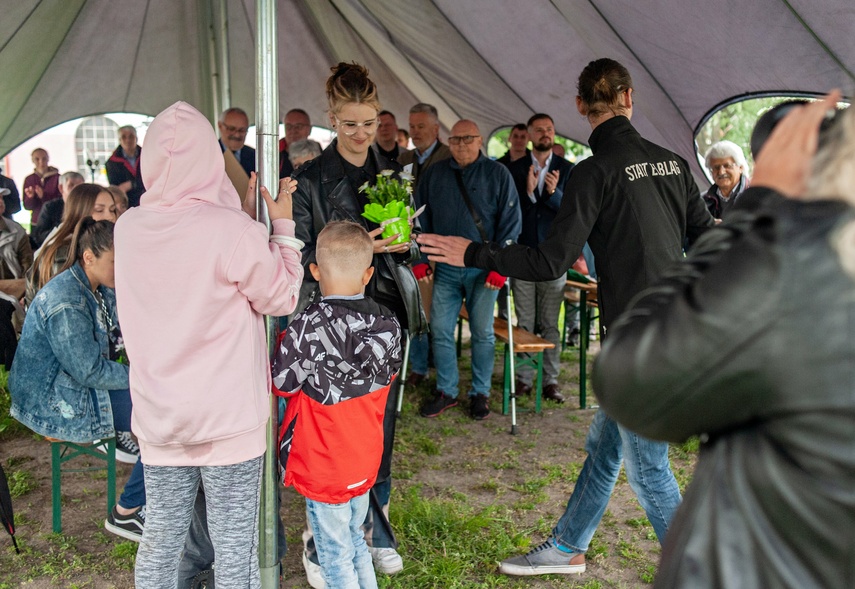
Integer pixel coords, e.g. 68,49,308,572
325,61,380,115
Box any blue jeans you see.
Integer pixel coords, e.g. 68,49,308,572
306,493,377,589
109,389,145,509
552,409,681,552
430,265,498,399
408,332,429,376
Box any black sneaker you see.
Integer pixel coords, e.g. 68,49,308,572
105,505,145,542
419,391,458,417
98,432,140,464
115,431,140,464
469,394,490,420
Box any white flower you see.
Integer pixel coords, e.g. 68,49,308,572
380,169,395,177
399,171,414,183
359,181,370,192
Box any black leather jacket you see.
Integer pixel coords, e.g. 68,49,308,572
291,140,427,335
595,189,855,589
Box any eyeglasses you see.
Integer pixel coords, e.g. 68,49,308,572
285,123,309,131
709,162,740,172
222,124,248,135
334,116,378,136
448,135,480,145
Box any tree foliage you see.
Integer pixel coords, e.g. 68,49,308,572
695,96,805,173
487,128,592,163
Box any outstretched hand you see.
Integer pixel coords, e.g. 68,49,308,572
368,226,410,255
751,90,842,198
416,234,471,267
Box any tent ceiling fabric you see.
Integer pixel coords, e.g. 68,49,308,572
1,0,852,179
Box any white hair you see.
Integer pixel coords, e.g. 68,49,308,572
803,107,855,277
704,140,748,171
288,139,322,164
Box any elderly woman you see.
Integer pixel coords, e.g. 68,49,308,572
703,140,750,219
288,139,323,170
594,94,854,588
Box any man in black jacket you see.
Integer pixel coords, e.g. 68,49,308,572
106,126,145,208
596,93,853,589
418,58,714,576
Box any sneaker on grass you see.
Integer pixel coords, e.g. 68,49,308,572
498,539,586,576
419,391,458,417
368,546,404,574
469,393,490,420
105,505,145,542
301,549,325,589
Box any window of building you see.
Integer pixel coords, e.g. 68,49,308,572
75,116,119,183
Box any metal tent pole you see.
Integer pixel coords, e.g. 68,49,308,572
256,0,280,586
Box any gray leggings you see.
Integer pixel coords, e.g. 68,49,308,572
135,456,263,589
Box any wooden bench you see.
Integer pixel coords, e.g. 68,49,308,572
457,307,555,415
564,280,599,409
46,437,116,533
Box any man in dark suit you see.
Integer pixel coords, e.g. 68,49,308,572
217,107,255,176
398,103,452,186
507,113,573,403
397,103,453,387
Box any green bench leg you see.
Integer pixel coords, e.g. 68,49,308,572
502,346,544,416
51,442,62,533
50,439,117,534
104,439,117,518
456,316,463,358
579,291,589,409
502,345,511,415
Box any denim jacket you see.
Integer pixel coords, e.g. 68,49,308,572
10,263,129,442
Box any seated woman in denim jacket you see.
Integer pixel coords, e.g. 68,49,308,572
10,218,146,541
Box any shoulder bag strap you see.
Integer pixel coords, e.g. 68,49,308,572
453,169,489,243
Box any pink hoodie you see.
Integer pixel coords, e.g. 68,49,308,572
114,101,303,466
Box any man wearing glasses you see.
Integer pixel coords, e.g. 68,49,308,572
413,119,521,421
217,107,255,177
280,108,312,178
702,140,750,220
107,126,146,208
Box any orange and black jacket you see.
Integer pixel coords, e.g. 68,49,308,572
272,295,401,504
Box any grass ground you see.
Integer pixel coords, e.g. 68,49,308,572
0,339,697,588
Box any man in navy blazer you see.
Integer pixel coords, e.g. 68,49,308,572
217,107,255,176
507,113,573,403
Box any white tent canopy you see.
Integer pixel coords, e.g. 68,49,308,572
1,0,853,179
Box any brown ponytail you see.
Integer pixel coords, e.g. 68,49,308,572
577,58,634,119
61,217,114,274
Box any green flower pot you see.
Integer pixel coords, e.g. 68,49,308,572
382,218,411,245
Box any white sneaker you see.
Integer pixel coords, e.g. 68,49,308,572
368,546,404,574
301,549,325,589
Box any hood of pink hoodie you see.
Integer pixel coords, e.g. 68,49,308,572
140,101,240,210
